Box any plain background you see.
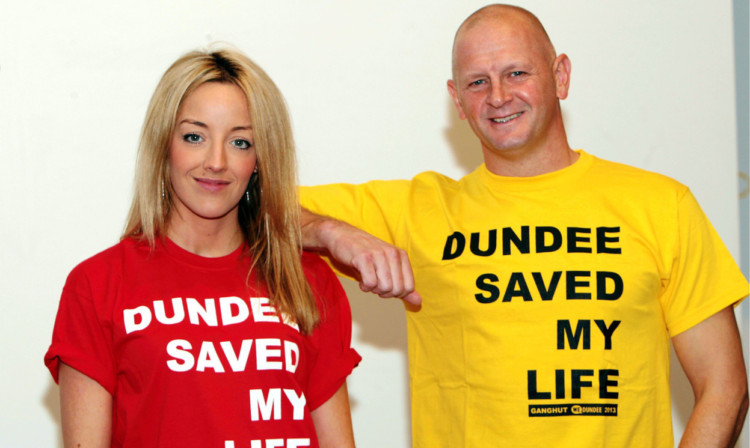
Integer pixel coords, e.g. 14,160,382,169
0,1,747,447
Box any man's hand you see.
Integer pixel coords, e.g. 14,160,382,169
301,208,422,306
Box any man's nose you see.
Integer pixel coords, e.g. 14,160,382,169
487,81,511,107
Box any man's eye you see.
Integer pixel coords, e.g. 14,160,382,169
510,71,526,77
469,79,485,87
183,133,202,143
232,139,252,150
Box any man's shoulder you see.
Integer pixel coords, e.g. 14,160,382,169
588,154,688,195
411,170,464,189
300,171,465,202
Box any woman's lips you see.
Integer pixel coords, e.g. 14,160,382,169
195,177,230,192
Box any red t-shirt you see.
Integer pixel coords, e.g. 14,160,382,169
45,238,361,448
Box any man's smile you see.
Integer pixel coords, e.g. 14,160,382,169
490,112,522,123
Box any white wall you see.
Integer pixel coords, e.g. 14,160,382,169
0,1,743,447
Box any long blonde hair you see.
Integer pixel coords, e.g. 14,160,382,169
122,47,318,333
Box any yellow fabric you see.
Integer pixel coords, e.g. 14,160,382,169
300,151,749,447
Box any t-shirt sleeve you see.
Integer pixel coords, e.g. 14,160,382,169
661,189,749,336
44,263,117,395
303,253,362,410
300,180,412,247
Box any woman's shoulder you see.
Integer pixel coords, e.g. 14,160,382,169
300,250,336,282
66,238,151,287
300,251,347,307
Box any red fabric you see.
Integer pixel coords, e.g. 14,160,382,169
45,238,360,448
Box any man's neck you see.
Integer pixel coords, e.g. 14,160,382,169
483,143,578,177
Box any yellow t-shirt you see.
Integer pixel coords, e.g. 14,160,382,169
300,151,749,447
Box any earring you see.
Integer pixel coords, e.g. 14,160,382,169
161,180,166,201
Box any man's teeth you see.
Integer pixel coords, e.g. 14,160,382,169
491,112,522,123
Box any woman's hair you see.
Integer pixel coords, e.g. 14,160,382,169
122,46,319,333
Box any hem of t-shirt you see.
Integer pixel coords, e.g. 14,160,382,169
44,351,116,396
307,348,362,410
667,287,749,337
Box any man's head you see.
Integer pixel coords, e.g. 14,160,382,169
447,4,571,167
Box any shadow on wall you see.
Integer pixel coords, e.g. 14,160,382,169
42,378,63,448
342,279,409,351
443,97,483,173
339,277,412,447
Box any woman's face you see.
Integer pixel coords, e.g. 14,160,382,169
168,82,257,229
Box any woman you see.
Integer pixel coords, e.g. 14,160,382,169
44,47,361,448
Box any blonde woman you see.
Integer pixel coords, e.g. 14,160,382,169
45,48,360,448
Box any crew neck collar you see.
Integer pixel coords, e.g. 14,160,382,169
161,236,245,270
478,149,593,193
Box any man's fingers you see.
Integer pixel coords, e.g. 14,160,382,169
354,247,420,303
353,251,393,294
373,247,412,298
382,247,406,297
399,249,416,294
354,254,381,293
401,290,422,306
329,222,418,301
395,249,421,305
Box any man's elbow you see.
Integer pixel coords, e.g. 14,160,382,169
727,370,749,441
736,384,749,425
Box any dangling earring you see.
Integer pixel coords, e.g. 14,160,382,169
161,179,166,201
244,168,260,215
239,169,260,226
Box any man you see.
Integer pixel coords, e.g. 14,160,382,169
301,4,748,447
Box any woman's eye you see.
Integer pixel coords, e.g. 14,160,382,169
183,133,202,144
232,139,252,150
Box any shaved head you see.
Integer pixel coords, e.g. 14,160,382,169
452,4,556,78
446,3,573,174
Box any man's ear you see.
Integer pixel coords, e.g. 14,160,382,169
553,53,571,100
447,79,467,120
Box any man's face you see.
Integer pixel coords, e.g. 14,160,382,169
448,18,569,159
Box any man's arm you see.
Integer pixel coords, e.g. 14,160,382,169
301,208,421,306
672,306,748,447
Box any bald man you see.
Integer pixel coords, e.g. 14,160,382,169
301,5,748,447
